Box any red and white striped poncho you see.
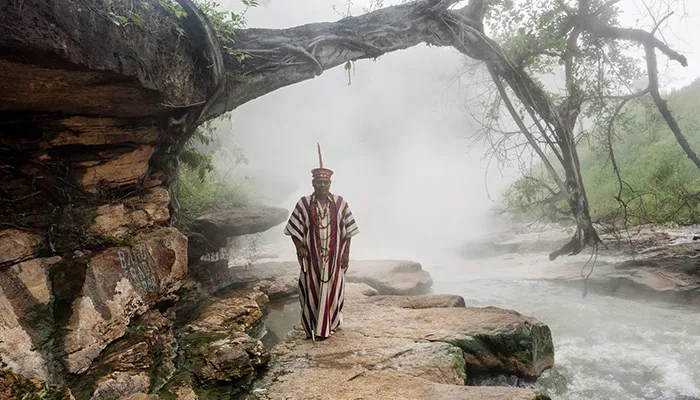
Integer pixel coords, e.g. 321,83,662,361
284,193,359,339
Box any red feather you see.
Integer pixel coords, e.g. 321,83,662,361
317,143,324,168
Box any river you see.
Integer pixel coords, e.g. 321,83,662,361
431,256,700,400
244,233,700,400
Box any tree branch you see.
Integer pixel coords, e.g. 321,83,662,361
644,43,700,170
587,22,688,67
489,65,567,195
213,0,476,116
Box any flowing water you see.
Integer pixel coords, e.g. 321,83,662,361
431,259,700,400
247,234,700,400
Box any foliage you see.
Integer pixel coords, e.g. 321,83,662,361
175,145,252,231
502,175,570,223
503,79,700,227
476,0,645,166
164,0,258,230
181,0,258,62
0,368,70,400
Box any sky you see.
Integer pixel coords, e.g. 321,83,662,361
617,0,700,89
216,0,700,259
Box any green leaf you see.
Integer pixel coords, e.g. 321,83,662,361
129,13,143,28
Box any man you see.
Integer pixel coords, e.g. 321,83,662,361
284,145,359,341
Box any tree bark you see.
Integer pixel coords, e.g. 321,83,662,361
207,0,482,116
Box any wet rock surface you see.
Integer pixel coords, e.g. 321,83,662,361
0,228,187,380
245,283,553,400
68,309,176,400
462,224,700,306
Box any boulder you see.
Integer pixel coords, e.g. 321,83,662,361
192,206,289,238
545,242,700,306
344,260,434,295
178,289,271,384
187,289,269,338
187,207,289,259
253,284,552,400
90,372,150,400
258,370,547,400
63,228,187,374
342,287,553,380
69,310,177,400
188,332,268,383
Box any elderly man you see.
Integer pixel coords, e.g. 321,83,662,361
284,145,359,341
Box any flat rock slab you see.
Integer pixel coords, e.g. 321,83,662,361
543,243,700,306
262,370,545,400
249,284,552,400
342,288,554,380
191,206,288,241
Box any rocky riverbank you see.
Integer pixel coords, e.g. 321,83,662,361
188,259,434,300
2,257,555,399
178,259,554,400
458,224,700,306
247,282,552,400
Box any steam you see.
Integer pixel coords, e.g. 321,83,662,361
219,0,700,261
228,43,519,260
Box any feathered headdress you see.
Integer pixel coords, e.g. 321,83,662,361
311,143,333,179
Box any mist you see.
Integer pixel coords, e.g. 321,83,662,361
226,58,519,258
217,0,700,261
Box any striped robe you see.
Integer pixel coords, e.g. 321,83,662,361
284,193,359,339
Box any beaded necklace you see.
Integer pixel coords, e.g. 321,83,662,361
313,197,331,266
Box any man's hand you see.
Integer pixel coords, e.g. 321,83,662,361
341,238,351,271
340,250,349,270
296,246,309,267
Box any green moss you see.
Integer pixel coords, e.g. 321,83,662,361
434,343,467,384
448,324,554,379
148,346,168,392
192,384,237,400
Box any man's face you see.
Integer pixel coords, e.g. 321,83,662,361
312,178,331,197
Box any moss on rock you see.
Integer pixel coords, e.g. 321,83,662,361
449,322,554,380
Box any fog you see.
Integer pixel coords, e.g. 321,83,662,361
215,0,700,261
222,0,521,260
